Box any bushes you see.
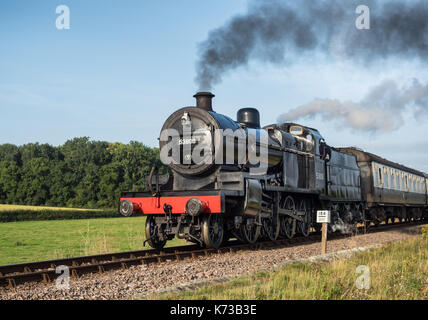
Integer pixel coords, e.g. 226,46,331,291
0,209,121,223
0,139,167,209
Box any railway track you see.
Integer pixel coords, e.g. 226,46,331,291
1,220,425,289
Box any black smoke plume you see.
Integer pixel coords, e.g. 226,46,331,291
196,0,428,90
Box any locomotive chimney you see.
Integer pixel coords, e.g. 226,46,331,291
194,92,215,111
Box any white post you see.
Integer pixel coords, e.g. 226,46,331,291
317,210,331,255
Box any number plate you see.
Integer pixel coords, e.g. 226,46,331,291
317,210,331,223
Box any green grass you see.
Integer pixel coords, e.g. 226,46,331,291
0,217,187,265
156,232,428,300
0,204,119,222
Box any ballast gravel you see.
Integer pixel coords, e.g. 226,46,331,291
1,224,423,300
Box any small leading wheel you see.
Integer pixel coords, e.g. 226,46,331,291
280,196,296,239
202,213,224,249
145,216,166,250
240,217,261,244
297,199,311,237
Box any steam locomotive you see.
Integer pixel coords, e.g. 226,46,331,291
119,92,428,249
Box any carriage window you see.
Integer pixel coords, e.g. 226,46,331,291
383,169,389,188
395,171,399,190
378,168,383,186
390,171,395,189
405,176,409,191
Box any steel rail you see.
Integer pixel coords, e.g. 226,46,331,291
0,220,425,289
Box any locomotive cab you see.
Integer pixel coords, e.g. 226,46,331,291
278,122,324,156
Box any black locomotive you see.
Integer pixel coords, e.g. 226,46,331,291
119,92,428,249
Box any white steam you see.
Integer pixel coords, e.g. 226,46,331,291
278,79,428,133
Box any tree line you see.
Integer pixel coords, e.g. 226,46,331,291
0,137,166,208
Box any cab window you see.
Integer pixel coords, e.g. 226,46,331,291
289,126,303,136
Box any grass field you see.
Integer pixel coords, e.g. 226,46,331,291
0,204,101,212
0,217,187,265
0,204,119,222
156,233,428,300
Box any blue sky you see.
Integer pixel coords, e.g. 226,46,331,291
1,0,427,172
